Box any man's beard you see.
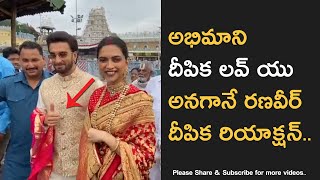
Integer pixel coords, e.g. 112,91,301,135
53,62,74,74
138,77,148,83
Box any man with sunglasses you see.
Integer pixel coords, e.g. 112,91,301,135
34,31,102,180
0,41,52,179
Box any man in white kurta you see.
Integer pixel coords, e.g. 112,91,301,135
145,75,161,180
36,31,103,179
37,67,102,178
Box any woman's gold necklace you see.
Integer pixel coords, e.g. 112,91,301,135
92,83,129,133
107,82,126,96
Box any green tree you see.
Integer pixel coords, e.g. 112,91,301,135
27,25,40,40
0,19,15,26
0,20,40,41
17,23,39,41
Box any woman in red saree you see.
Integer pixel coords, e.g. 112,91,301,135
77,36,156,180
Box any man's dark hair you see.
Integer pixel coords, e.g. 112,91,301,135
130,67,140,73
46,31,78,52
19,41,43,56
2,47,19,58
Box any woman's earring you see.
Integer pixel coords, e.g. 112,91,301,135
123,68,128,81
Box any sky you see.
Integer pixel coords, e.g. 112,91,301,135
17,0,161,35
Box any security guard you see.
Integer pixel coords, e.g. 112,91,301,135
0,41,52,180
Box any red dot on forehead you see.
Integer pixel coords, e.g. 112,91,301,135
106,38,113,44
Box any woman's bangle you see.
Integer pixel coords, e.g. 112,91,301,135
110,137,120,152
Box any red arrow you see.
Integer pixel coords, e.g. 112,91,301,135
66,78,95,108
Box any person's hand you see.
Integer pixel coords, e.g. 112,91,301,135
44,103,61,126
88,128,119,152
87,128,108,143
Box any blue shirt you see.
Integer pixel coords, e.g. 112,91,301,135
0,71,52,180
0,56,15,134
0,56,14,78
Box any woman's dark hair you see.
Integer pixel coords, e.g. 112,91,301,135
19,41,43,56
97,36,128,59
46,31,78,52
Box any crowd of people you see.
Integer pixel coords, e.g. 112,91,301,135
0,31,161,180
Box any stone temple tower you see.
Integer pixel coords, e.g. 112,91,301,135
81,7,112,44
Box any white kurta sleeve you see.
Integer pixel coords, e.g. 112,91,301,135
36,89,46,111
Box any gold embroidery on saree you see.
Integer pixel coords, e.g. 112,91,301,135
94,92,154,134
85,90,154,179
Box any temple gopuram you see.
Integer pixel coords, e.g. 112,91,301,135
77,7,161,77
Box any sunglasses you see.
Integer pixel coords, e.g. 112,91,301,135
48,52,70,59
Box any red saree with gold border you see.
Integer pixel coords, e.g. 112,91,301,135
77,85,156,180
28,108,54,180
